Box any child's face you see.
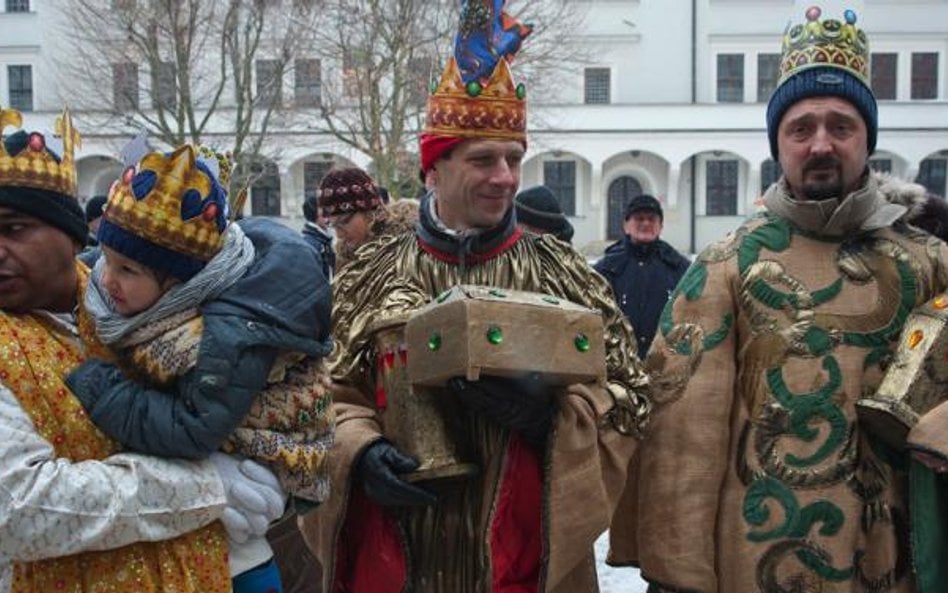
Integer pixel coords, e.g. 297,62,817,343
100,246,175,316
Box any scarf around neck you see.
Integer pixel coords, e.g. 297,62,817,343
86,222,256,347
416,193,522,269
763,173,907,238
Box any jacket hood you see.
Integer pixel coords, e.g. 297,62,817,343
203,217,331,346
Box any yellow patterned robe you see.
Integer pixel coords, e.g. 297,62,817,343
1,266,230,593
633,173,948,593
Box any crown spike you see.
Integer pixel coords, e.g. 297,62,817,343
0,105,77,196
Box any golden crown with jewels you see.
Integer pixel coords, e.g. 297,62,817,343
0,106,80,198
778,6,870,86
103,144,229,263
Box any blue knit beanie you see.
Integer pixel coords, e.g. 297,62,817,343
766,65,877,160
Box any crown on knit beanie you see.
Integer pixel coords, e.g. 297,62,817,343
766,6,877,159
0,106,87,244
316,167,383,217
419,1,532,172
98,144,230,281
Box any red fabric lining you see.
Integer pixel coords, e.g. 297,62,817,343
333,489,406,593
491,434,543,593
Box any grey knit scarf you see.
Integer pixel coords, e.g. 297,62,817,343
85,223,256,347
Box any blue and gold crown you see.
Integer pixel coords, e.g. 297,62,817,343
766,6,877,159
99,144,230,280
778,6,869,86
0,106,80,198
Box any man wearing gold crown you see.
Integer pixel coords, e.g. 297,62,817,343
299,2,650,592
628,6,948,593
0,109,287,592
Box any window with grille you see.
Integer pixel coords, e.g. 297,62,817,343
706,160,739,216
5,0,29,12
760,159,782,193
916,158,947,198
869,158,892,174
251,161,282,216
542,161,576,216
153,61,176,109
256,59,282,107
911,52,938,100
756,54,780,102
8,65,31,112
584,68,610,104
871,53,897,100
716,54,744,103
112,63,139,110
295,58,321,108
304,161,333,203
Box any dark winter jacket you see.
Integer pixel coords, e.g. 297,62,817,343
302,221,336,281
68,217,333,458
594,236,690,358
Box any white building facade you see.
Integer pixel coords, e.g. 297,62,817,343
2,0,947,254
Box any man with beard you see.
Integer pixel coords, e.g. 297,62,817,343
627,7,948,593
299,2,649,591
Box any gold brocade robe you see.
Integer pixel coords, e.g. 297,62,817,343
300,227,649,593
632,174,948,593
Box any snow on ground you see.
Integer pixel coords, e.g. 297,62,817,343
595,532,649,593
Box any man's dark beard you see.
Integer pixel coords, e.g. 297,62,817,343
800,156,843,201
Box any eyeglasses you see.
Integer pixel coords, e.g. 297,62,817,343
329,213,356,229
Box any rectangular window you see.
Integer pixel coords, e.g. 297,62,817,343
153,61,176,109
869,158,892,174
542,161,577,216
871,53,897,100
303,161,332,203
294,58,321,108
911,52,939,100
756,53,780,102
916,158,947,198
112,62,138,110
760,159,782,193
706,160,739,216
256,59,282,107
584,68,610,104
5,0,29,12
7,65,32,112
716,54,744,103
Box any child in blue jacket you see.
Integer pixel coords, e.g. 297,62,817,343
66,144,334,593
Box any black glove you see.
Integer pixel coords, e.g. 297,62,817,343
65,359,123,409
448,375,557,448
356,440,436,507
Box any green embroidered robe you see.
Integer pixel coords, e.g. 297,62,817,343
634,173,948,593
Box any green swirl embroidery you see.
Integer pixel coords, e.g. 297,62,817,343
659,262,734,355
